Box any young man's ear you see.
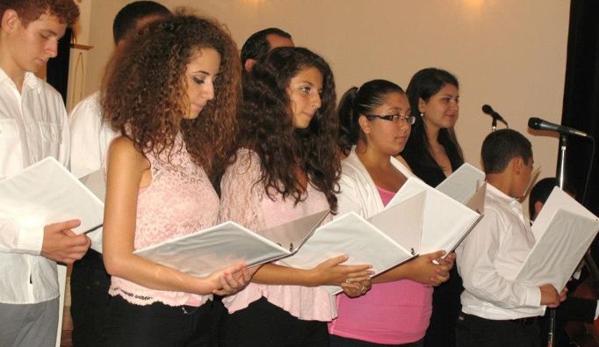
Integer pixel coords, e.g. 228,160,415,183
1,9,20,34
512,156,525,174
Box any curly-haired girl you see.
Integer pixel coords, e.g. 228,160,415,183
100,12,251,347
217,47,373,347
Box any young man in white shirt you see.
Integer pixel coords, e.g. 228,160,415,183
455,129,566,347
68,2,170,347
0,1,90,346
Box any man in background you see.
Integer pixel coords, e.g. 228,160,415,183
240,27,294,73
529,177,599,347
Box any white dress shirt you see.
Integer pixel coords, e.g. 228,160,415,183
68,92,117,252
456,184,545,320
0,68,70,304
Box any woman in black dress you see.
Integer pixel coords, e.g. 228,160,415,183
400,68,464,347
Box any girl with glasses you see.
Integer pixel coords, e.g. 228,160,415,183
329,79,454,347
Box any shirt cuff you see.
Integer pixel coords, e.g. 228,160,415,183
526,286,543,307
16,224,45,255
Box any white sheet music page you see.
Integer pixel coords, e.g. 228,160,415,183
0,157,104,234
281,205,418,294
135,210,329,277
515,209,599,290
385,177,481,254
436,163,485,205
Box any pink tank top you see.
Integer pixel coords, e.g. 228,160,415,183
328,186,433,344
109,136,220,307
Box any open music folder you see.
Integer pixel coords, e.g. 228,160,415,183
385,177,484,255
283,176,484,295
0,156,104,235
514,187,599,291
281,194,424,294
134,210,329,277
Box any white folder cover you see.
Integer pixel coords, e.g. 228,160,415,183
514,187,599,290
281,194,425,294
436,163,485,208
0,157,104,235
79,169,106,202
385,177,483,255
134,210,329,277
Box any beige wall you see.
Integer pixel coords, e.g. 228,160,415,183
81,0,569,182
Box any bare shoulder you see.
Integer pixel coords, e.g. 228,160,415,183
107,136,149,171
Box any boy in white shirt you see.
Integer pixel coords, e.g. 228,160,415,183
456,129,566,347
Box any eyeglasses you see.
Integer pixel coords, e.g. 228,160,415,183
365,114,416,125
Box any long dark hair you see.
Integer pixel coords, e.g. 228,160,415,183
234,47,340,212
404,68,463,169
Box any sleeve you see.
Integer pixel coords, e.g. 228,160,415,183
69,96,104,178
218,150,266,232
56,94,70,170
0,216,44,255
457,208,542,309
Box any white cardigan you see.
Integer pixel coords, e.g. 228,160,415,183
337,148,414,219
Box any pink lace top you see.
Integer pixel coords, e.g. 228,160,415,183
108,135,219,307
219,148,336,321
328,186,433,344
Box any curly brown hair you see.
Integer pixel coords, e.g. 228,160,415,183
0,0,79,26
101,11,241,179
236,47,340,212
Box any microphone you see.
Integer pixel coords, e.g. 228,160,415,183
482,104,508,126
528,117,588,137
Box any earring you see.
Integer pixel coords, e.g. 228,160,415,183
420,112,424,118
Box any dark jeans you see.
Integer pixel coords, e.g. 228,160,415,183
330,335,424,347
70,249,111,347
424,266,463,347
455,313,540,347
103,295,216,347
219,296,328,347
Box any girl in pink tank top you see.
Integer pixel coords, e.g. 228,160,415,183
330,80,456,347
100,13,252,347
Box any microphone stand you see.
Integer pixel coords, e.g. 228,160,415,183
547,135,567,347
491,117,498,132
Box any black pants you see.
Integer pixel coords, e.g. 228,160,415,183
455,313,540,347
424,266,463,347
103,295,217,347
330,335,424,347
70,249,111,347
219,296,328,347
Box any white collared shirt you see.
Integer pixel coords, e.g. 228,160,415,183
68,91,117,252
456,184,545,320
0,68,70,304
